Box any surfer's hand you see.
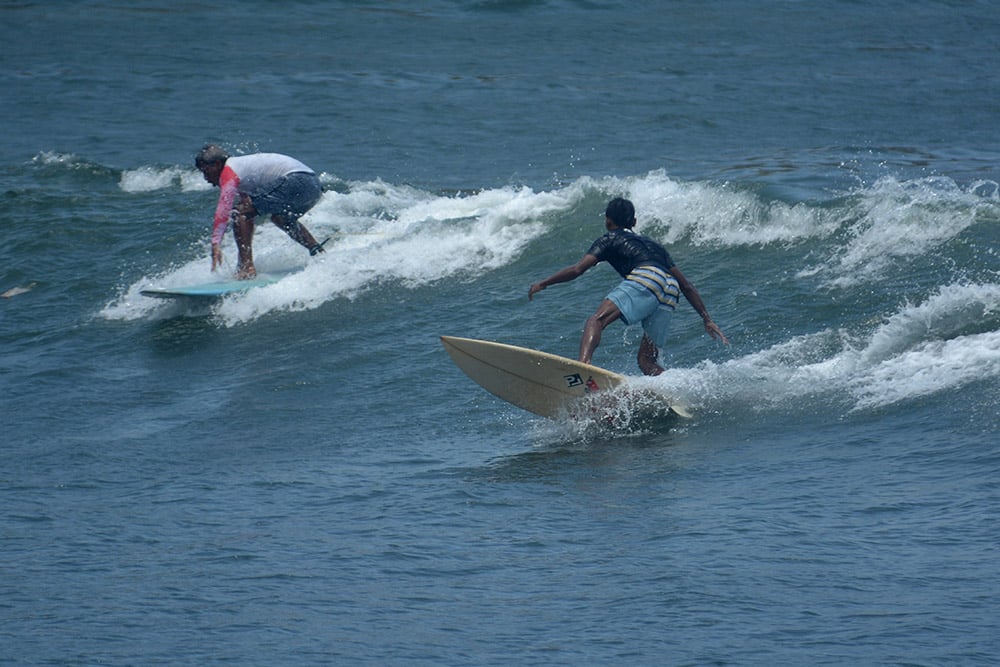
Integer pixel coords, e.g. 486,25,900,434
528,283,544,300
705,319,729,345
211,244,222,272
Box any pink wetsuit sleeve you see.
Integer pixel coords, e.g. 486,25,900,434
211,166,240,245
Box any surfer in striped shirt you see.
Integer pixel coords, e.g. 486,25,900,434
529,197,728,375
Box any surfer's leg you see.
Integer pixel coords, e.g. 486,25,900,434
580,299,621,365
264,172,323,253
232,196,258,279
638,335,664,376
272,214,320,250
638,305,672,376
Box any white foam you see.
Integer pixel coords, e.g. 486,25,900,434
212,185,575,324
850,329,1000,410
112,167,997,292
119,167,186,193
621,169,839,245
592,170,997,289
633,281,1000,413
101,181,570,324
118,166,213,193
800,176,996,287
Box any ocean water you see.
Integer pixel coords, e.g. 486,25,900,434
2,1,999,665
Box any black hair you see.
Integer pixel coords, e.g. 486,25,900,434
605,197,636,228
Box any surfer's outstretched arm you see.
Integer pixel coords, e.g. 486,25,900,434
528,254,599,300
669,266,729,345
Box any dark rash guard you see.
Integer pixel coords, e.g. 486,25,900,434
585,229,675,278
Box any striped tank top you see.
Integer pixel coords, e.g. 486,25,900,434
626,265,680,309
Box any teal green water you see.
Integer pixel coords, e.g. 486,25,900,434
2,2,999,664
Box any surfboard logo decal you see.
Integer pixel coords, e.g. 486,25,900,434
565,373,601,393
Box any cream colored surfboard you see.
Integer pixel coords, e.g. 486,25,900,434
440,335,690,419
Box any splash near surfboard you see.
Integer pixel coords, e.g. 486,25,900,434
140,273,289,299
440,335,690,420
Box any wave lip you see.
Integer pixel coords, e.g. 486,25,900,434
644,282,1000,415
99,168,999,418
101,179,564,325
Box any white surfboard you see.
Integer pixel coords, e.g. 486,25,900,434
140,273,287,299
440,335,690,420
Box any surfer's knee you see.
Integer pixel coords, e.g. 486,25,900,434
588,300,620,328
584,313,604,331
236,194,257,218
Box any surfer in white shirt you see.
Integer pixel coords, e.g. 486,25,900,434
195,144,326,279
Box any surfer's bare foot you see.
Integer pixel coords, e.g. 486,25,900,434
236,264,257,280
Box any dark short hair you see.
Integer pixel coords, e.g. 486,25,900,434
195,143,229,167
605,197,636,228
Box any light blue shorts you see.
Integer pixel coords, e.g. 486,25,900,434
606,279,675,348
